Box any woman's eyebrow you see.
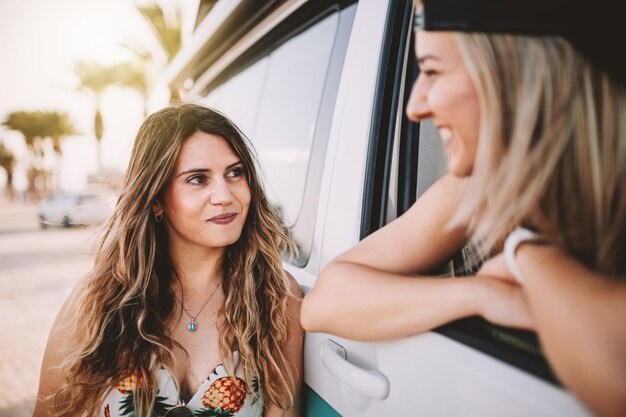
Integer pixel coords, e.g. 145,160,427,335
226,160,243,169
417,55,440,64
176,160,243,178
176,168,209,178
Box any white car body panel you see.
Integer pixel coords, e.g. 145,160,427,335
37,192,116,227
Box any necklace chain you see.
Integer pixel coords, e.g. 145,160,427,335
174,283,220,332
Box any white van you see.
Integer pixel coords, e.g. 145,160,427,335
161,1,592,415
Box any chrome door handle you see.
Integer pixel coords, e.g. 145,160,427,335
319,339,390,400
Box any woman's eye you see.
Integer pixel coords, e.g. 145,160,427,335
226,167,244,178
422,69,439,77
187,175,206,184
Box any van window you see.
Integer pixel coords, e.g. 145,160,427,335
203,14,339,226
203,57,270,138
252,15,338,226
201,7,354,265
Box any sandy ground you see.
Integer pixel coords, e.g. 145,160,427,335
0,202,101,417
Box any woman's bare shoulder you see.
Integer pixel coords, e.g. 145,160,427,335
283,270,304,298
33,283,84,416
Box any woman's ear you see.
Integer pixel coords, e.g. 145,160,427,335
152,201,164,223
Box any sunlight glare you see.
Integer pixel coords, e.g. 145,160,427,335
67,2,139,64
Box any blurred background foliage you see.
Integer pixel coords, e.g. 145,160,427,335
0,0,183,201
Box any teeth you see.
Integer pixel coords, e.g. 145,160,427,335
439,128,452,140
438,128,453,145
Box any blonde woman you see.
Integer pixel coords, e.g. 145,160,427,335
34,104,303,417
301,1,625,415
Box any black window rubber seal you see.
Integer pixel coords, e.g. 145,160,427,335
361,0,413,239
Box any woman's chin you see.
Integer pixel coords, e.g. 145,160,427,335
447,159,474,177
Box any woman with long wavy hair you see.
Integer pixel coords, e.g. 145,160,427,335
34,104,303,417
302,1,625,415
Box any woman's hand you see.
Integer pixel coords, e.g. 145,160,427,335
475,252,534,329
473,275,535,330
477,252,516,283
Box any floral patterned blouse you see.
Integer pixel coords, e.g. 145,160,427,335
100,362,263,417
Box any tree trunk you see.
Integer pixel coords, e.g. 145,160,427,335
94,107,104,173
52,136,63,191
24,140,37,201
170,86,181,104
5,170,14,201
54,152,62,191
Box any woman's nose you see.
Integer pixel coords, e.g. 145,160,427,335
209,180,234,205
405,74,432,122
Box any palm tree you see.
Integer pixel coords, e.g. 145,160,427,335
2,111,48,199
137,2,182,63
2,111,43,150
73,60,116,172
112,61,150,116
120,1,182,105
38,111,79,190
37,111,78,156
0,142,16,200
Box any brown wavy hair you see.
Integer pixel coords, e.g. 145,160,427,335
54,104,298,416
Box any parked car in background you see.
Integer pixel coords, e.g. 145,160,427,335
37,192,117,228
160,1,592,416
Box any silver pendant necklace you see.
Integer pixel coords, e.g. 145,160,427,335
174,283,220,332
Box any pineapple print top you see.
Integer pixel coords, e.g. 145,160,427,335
100,361,263,417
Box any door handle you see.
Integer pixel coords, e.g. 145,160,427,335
319,339,390,400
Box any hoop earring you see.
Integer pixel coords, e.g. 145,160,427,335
154,212,163,223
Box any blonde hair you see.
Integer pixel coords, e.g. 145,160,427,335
54,104,298,416
449,33,626,276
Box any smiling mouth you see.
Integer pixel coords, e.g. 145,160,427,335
207,213,238,225
438,127,453,148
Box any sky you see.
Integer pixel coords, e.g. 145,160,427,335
0,0,174,192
